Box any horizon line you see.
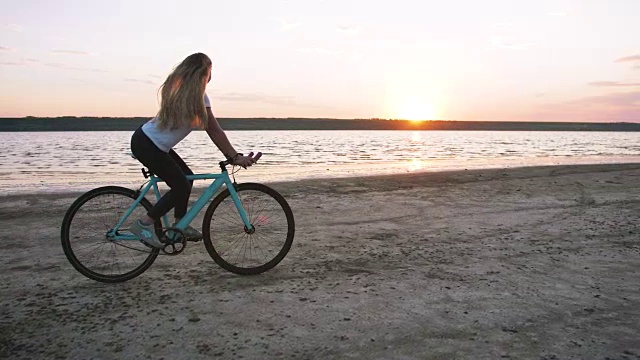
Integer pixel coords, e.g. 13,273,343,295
1,116,639,124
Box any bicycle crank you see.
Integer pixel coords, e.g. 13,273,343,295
160,227,187,256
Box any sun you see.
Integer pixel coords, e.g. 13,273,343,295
395,96,437,122
382,68,444,121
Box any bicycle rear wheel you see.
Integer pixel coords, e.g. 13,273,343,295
61,186,160,283
202,183,295,275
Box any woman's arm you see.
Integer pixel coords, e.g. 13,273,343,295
205,108,256,167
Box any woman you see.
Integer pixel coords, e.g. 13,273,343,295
130,53,258,248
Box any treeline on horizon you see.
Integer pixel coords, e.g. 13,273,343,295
1,117,639,132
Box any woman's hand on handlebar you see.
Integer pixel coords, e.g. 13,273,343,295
232,152,262,168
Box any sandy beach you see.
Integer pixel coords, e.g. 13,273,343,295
1,163,639,360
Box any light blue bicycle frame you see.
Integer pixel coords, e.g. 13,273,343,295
107,170,251,241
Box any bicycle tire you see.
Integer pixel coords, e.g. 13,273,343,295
202,183,295,275
61,186,160,283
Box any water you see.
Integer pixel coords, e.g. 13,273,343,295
1,130,638,195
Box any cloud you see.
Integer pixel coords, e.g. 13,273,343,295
555,91,640,108
278,18,300,31
51,49,91,55
45,62,70,68
589,81,640,87
547,12,568,17
615,55,640,63
337,25,361,35
489,36,534,50
533,91,640,122
215,92,295,105
125,78,155,85
0,58,38,66
0,45,15,52
214,91,334,110
4,24,23,32
44,62,106,72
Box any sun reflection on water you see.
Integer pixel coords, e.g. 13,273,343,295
407,158,425,171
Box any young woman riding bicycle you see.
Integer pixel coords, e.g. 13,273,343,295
130,52,259,248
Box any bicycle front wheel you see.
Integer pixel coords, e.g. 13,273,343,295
61,186,160,283
202,183,295,275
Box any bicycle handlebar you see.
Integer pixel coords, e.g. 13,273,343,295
141,152,263,178
219,152,263,170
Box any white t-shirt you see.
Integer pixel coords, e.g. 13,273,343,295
142,93,211,152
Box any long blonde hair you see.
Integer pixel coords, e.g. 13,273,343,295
156,53,212,130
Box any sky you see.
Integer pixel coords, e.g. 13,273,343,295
1,0,639,122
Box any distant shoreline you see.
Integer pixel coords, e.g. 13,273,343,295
1,117,639,132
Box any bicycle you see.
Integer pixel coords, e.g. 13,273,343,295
60,152,295,283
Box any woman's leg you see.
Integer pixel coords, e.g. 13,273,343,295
164,149,194,219
166,150,202,239
131,128,191,220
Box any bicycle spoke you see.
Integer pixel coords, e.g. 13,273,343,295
221,233,246,258
62,187,159,282
203,184,293,274
74,240,108,254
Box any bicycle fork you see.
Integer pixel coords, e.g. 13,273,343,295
226,183,254,234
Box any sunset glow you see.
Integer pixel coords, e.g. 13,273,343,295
0,0,639,122
395,97,438,122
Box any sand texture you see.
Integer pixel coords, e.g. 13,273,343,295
1,163,639,359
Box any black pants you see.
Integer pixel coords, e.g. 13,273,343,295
130,127,193,220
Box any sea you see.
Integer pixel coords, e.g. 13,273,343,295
1,130,638,195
